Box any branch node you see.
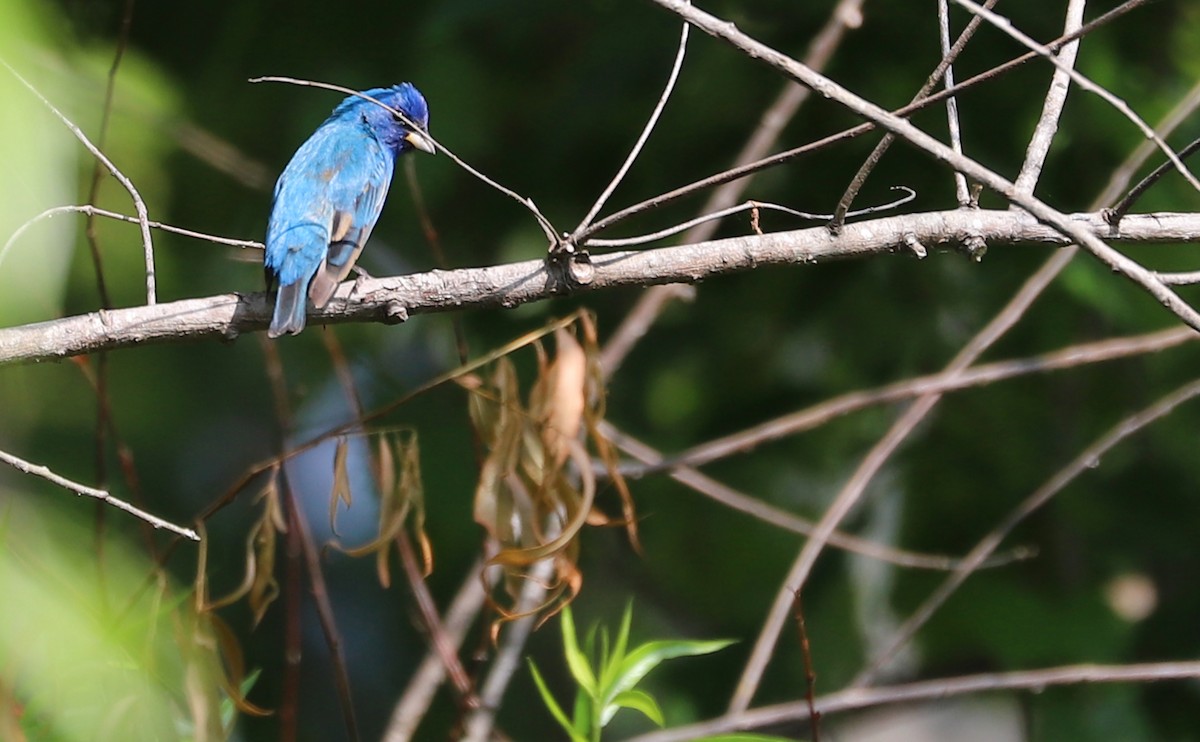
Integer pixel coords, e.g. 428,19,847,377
903,233,928,259
567,253,595,286
963,234,988,261
385,302,410,324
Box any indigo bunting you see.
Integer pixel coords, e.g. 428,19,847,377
264,84,433,337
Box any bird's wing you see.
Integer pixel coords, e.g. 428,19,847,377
307,133,394,307
263,124,348,289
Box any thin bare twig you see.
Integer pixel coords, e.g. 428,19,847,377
938,0,971,206
830,0,1000,231
791,591,820,742
1,204,261,268
1012,0,1087,196
1106,135,1200,226
248,75,559,245
459,556,556,742
953,0,1200,196
0,447,198,541
853,376,1200,686
281,467,302,742
383,557,494,742
573,14,689,238
631,326,1196,475
83,0,134,312
285,478,361,742
398,529,476,700
585,188,915,248
616,0,1144,239
0,59,157,304
601,421,1033,571
597,0,867,376
621,661,1200,742
1154,268,1200,285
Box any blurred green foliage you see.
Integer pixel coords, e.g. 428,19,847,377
1,0,1199,740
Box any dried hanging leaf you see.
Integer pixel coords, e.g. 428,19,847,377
588,418,641,552
473,359,525,546
489,439,595,567
247,504,279,626
465,312,641,625
205,613,272,717
542,328,587,468
375,434,396,505
206,471,282,617
329,437,352,536
328,431,431,590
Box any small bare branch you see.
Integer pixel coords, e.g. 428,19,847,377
853,376,1200,686
249,75,560,245
1012,0,1087,196
597,0,867,376
573,15,689,237
0,447,199,541
651,0,1200,333
621,661,1200,742
1,59,157,304
937,0,971,206
830,0,1000,230
1106,135,1200,226
1,205,261,268
585,187,915,248
601,422,1032,571
953,0,1200,196
631,326,1195,476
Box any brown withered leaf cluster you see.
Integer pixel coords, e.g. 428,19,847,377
331,430,432,588
462,313,637,625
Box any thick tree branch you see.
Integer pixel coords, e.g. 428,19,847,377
622,660,1200,742
1,210,1197,366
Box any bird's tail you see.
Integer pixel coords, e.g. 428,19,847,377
268,282,308,338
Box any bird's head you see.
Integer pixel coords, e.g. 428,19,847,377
342,83,434,156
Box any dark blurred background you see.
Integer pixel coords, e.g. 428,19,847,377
2,0,1199,739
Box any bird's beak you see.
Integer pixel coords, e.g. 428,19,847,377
405,130,436,154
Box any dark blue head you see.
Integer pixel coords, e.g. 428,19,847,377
333,83,433,155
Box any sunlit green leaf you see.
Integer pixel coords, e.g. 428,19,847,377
571,685,592,738
560,604,597,694
608,688,664,728
600,601,635,693
528,659,586,742
605,638,735,712
696,729,806,734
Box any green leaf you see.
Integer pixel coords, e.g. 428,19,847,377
696,729,806,734
600,601,635,693
528,659,586,742
571,685,592,738
607,638,735,706
609,688,664,728
560,604,597,694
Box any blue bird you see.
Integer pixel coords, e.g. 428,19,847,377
264,84,433,337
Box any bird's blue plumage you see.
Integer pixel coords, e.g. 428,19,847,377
264,84,432,337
